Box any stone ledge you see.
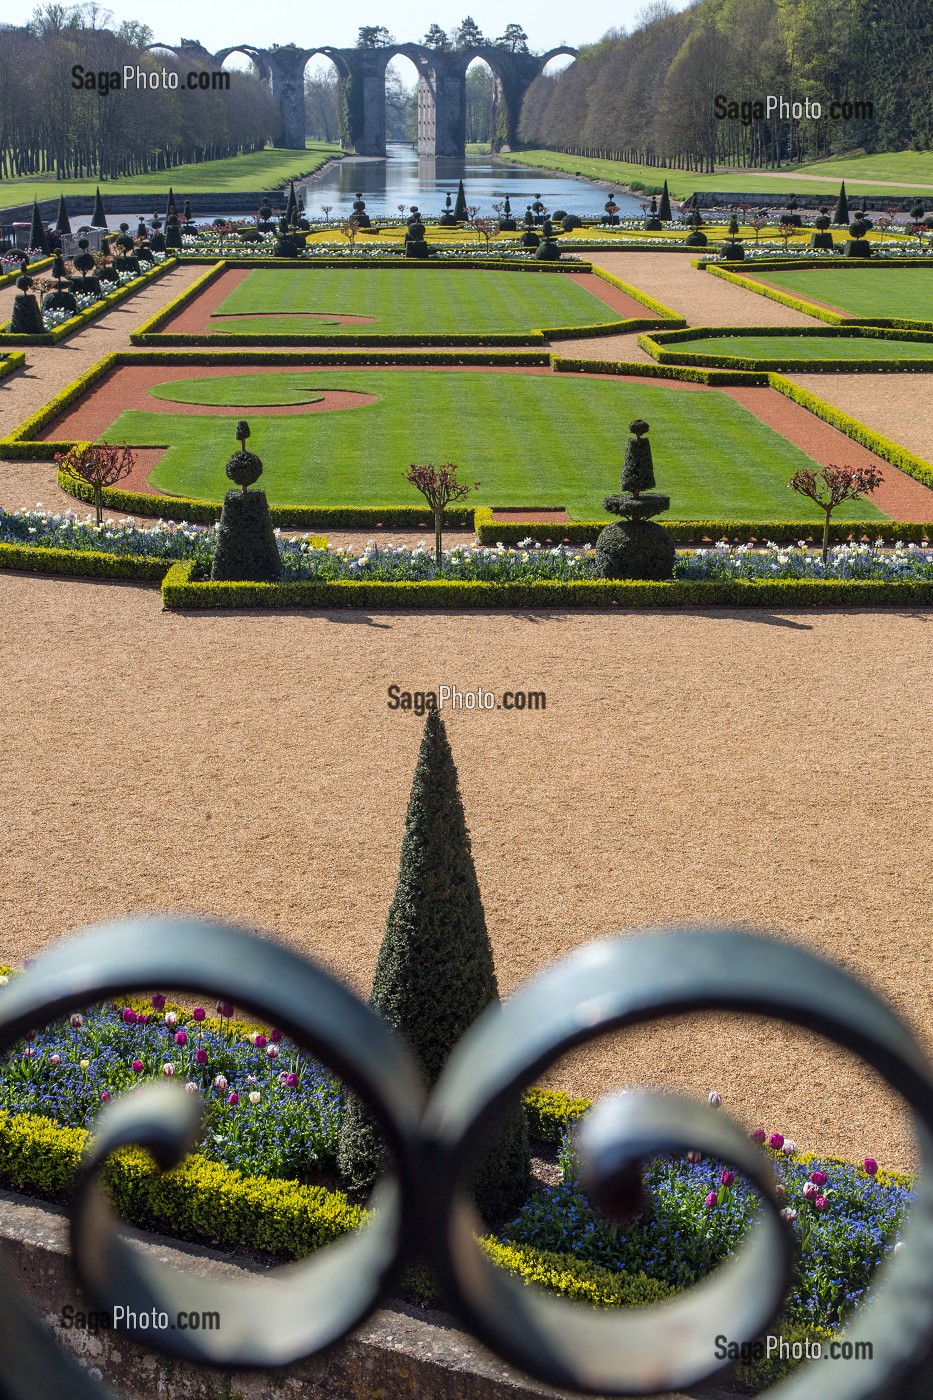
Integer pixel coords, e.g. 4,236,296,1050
0,1186,724,1400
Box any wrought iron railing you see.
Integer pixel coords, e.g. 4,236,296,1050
0,917,930,1399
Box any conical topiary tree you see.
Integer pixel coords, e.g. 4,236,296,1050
833,181,849,225
91,187,107,229
658,178,672,221
29,202,50,255
285,180,299,226
55,195,71,237
454,178,468,221
166,187,178,219
338,711,530,1222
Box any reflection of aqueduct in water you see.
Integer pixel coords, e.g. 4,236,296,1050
147,40,577,157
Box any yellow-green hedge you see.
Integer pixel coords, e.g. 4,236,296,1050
479,1240,675,1308
592,266,685,323
0,351,25,382
702,261,933,330
0,258,177,346
0,542,168,582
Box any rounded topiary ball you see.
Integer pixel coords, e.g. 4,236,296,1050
595,519,676,580
225,449,263,490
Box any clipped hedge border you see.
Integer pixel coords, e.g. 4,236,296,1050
128,259,228,339
0,257,177,346
0,541,168,581
639,323,933,373
161,558,933,611
552,354,768,385
472,507,932,547
701,262,933,330
148,331,552,347
0,351,25,383
178,255,593,274
770,374,933,491
591,266,685,323
0,256,54,292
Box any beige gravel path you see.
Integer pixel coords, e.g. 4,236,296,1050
788,373,933,467
0,574,929,1174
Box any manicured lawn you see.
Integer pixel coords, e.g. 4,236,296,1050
0,144,341,206
746,268,933,322
98,369,884,522
208,268,621,336
500,149,933,198
659,333,933,363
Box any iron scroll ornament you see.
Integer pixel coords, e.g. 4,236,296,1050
0,921,927,1398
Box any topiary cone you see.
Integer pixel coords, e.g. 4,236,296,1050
833,181,849,225
657,179,672,221
338,710,530,1222
29,202,50,255
91,187,107,230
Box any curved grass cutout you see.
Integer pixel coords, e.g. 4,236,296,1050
148,375,328,408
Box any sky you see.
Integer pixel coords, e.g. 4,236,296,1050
42,0,691,58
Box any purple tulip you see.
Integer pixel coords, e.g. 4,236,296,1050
269,1028,282,1043
864,1157,878,1176
121,1008,137,1025
254,1034,267,1049
174,1030,187,1046
193,1007,205,1022
228,1092,239,1106
708,1091,722,1109
151,994,166,1011
216,1001,233,1019
100,1091,111,1103
285,1072,299,1089
720,1170,735,1188
814,1195,828,1211
131,1059,144,1074
768,1133,785,1151
70,1013,83,1029
803,1181,819,1201
810,1170,827,1187
704,1192,718,1209
195,1047,208,1065
750,1129,766,1144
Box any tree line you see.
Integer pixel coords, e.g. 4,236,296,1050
0,6,278,182
518,0,933,172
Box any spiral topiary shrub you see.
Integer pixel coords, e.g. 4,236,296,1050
595,419,676,581
210,421,281,583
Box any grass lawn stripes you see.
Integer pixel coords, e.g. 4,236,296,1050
92,368,883,524
204,267,625,338
646,331,933,367
740,267,933,324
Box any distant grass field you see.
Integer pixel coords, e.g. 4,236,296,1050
499,149,933,199
656,332,933,363
208,267,622,336
745,268,933,321
0,144,341,206
97,368,884,522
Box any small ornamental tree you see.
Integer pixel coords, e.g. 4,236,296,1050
749,214,768,244
790,464,884,564
340,217,360,250
337,709,530,1222
320,204,332,222
56,444,136,524
405,461,478,561
472,217,496,250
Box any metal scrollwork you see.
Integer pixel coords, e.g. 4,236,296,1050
0,917,929,1400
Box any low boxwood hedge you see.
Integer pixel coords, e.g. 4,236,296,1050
701,262,933,330
0,351,25,383
0,258,177,346
0,541,168,582
472,507,933,547
639,323,933,373
552,355,768,385
161,558,933,611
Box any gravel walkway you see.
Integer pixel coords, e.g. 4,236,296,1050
0,573,927,1174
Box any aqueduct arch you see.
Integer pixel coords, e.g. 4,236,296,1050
151,37,577,157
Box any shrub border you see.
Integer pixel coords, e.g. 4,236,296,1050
701,261,933,330
0,257,177,346
160,558,933,611
0,256,54,292
0,352,25,383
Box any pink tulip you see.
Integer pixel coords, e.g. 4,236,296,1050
136,1013,148,1025
162,1063,175,1077
810,1170,827,1187
814,1195,828,1211
704,1192,718,1209
750,1129,766,1144
266,1045,279,1060
195,1047,208,1065
121,1008,137,1025
49,1054,61,1067
164,1012,177,1028
228,1092,239,1106
803,1181,819,1201
214,1075,227,1092
131,1059,144,1074
174,1030,187,1046
193,1008,205,1022
768,1133,784,1150
100,1091,111,1103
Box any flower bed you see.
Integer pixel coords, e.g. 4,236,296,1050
0,256,174,345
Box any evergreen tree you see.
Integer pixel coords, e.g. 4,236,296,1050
423,23,451,49
338,710,530,1221
454,178,468,220
165,187,178,219
496,23,529,52
454,16,487,48
90,187,107,230
54,195,71,237
29,201,50,255
658,179,672,221
833,181,849,225
285,181,299,225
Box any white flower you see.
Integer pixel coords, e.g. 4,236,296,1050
184,1081,199,1095
780,1208,798,1223
162,1063,175,1077
164,1011,177,1027
782,1139,797,1156
0,976,7,987
893,1241,904,1255
79,1058,90,1070
249,1090,261,1104
214,1074,227,1091
708,1090,722,1109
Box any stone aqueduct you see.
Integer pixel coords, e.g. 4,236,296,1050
146,40,577,158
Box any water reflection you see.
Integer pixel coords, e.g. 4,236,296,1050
297,144,647,220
